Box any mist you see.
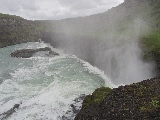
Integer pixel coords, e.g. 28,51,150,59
42,2,156,85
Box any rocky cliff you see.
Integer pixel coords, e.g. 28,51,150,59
75,77,160,120
0,13,40,48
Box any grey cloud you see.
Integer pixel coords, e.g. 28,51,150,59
21,0,39,11
0,0,39,16
0,0,124,20
59,0,123,10
59,0,96,10
0,0,21,12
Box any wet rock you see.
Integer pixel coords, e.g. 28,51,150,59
49,51,59,56
74,94,86,103
0,104,20,120
0,78,3,84
62,94,86,120
10,47,59,58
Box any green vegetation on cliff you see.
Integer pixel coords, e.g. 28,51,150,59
141,31,160,59
82,87,112,109
141,30,160,73
0,13,40,48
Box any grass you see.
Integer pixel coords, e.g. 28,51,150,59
82,87,112,109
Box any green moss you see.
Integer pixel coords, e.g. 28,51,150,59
82,87,112,109
124,81,160,115
126,84,148,97
140,98,160,112
150,99,160,108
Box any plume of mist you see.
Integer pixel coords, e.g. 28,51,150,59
48,3,156,85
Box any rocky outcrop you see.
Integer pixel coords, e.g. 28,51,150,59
75,77,160,120
62,94,86,120
0,104,20,120
10,47,59,58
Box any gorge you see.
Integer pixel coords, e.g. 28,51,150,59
0,0,160,119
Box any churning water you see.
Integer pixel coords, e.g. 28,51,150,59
0,42,114,120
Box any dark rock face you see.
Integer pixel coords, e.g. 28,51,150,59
62,94,86,120
75,77,160,120
0,104,20,120
71,94,86,114
10,47,59,58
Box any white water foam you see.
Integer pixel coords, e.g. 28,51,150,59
0,42,115,120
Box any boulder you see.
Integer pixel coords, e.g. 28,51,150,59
10,47,59,58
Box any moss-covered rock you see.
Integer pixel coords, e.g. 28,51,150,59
82,87,112,109
75,77,160,120
75,87,112,120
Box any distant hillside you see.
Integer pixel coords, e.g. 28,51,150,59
1,0,160,48
37,0,160,37
36,0,160,51
0,13,40,48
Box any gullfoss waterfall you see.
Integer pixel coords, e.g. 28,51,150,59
0,42,114,120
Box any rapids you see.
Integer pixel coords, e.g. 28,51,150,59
0,42,114,120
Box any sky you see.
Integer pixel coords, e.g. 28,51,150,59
0,0,124,20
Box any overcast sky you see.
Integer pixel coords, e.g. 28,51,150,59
0,0,124,20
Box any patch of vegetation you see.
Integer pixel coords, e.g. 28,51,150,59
140,98,160,112
82,87,112,109
140,30,160,72
123,80,160,116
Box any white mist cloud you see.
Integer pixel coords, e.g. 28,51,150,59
0,0,124,20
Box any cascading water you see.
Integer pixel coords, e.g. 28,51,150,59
49,18,155,85
0,42,114,120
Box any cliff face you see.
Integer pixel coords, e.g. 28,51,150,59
0,13,40,48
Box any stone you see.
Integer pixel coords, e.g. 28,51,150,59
10,47,59,58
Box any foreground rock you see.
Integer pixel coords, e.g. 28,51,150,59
62,94,86,120
10,47,59,58
75,77,160,120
